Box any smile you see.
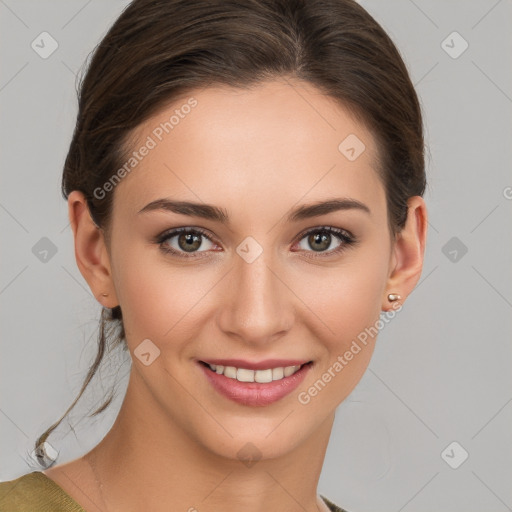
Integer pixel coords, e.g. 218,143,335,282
198,360,313,407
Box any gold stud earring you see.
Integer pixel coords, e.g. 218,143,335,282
101,293,109,297
387,293,401,302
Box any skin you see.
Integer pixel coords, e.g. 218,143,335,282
43,78,427,512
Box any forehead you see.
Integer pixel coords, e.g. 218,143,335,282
113,79,386,225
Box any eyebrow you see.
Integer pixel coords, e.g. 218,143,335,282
137,197,371,223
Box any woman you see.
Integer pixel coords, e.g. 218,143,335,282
0,0,427,510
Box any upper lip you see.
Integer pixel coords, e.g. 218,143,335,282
199,359,312,370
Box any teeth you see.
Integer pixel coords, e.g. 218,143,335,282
255,369,273,383
237,368,255,382
224,366,237,379
206,363,303,382
284,366,297,377
272,367,284,380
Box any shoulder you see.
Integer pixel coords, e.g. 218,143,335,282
320,494,351,512
0,471,86,512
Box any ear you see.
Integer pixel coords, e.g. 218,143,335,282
67,190,119,308
382,196,428,311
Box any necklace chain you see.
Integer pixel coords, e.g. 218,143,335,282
84,452,110,512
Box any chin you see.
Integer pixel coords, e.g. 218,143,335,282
193,416,317,463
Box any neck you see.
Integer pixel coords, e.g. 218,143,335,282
84,369,335,512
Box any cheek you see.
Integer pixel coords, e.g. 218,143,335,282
292,248,389,411
291,240,390,349
111,245,211,345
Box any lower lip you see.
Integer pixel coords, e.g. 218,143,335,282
198,361,312,407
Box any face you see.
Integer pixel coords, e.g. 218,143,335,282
104,79,396,460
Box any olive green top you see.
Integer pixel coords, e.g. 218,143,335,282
0,471,348,511
0,472,85,511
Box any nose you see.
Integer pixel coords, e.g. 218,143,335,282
216,249,295,346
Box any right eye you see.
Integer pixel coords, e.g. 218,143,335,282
156,227,220,258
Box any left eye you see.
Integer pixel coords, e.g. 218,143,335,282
297,230,341,252
295,227,353,254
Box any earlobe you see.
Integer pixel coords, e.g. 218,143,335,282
382,196,428,311
67,190,119,308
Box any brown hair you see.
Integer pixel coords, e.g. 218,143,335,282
34,0,426,467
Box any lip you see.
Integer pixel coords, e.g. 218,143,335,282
198,360,313,407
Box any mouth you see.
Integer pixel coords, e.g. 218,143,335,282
197,359,313,406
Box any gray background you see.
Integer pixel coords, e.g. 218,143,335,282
1,1,511,511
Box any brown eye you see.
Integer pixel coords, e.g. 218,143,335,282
298,229,342,253
307,232,332,252
178,232,203,252
158,228,216,257
294,226,356,257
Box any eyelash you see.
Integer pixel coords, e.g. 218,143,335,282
155,226,357,260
